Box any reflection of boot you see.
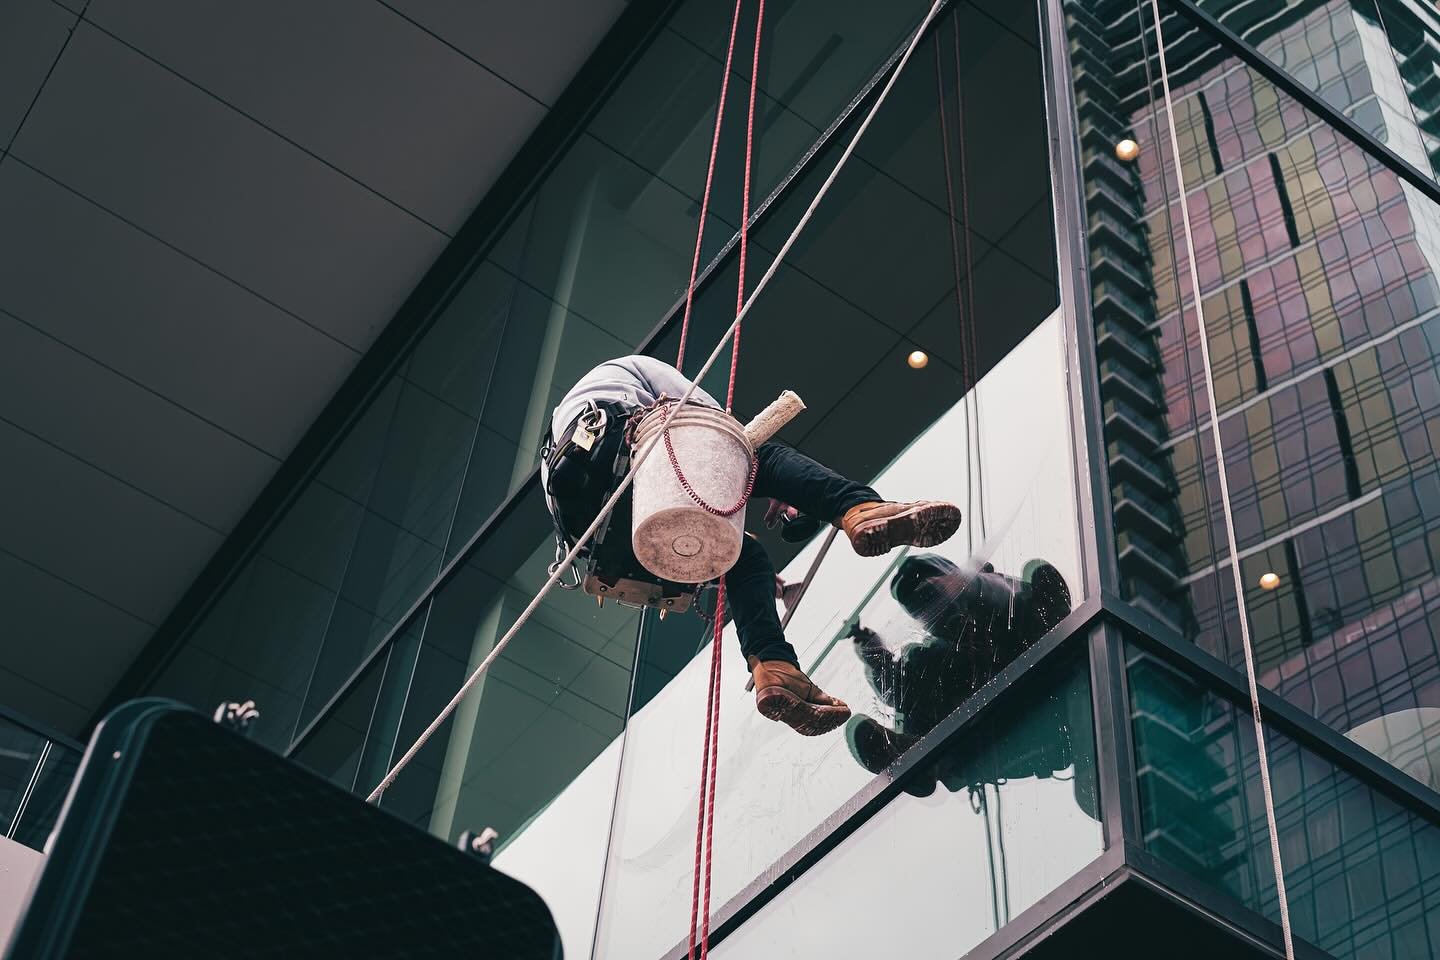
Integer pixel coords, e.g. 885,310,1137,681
749,658,850,736
1024,561,1072,635
845,716,933,797
839,501,962,558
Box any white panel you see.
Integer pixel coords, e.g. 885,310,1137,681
0,836,44,952
384,0,626,106
0,312,278,533
9,25,447,350
0,551,151,713
85,0,547,234
0,420,222,625
0,161,357,458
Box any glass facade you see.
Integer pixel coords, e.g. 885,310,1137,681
58,0,1438,958
1070,0,1440,800
1130,643,1440,957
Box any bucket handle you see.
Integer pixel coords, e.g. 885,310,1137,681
662,427,757,517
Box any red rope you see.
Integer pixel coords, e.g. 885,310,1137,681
698,584,725,956
685,3,763,957
727,0,764,413
687,589,724,959
676,0,745,374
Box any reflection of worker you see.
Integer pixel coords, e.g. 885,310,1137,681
845,554,1086,807
543,355,963,736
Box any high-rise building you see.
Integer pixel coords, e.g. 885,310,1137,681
4,1,1439,957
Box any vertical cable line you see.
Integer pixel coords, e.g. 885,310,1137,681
1147,3,1295,957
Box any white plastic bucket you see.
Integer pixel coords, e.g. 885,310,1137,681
631,403,754,583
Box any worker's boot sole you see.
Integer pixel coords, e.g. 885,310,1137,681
850,502,962,558
755,686,851,736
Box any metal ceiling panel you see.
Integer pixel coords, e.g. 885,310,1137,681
84,0,547,234
10,24,447,350
0,419,222,625
0,0,75,148
0,161,358,458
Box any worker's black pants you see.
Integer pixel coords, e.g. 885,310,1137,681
727,443,879,666
552,436,878,668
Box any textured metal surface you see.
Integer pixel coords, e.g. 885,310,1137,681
13,705,559,959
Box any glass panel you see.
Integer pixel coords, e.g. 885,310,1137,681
592,4,1077,955
0,715,47,837
0,713,81,853
362,494,639,960
709,655,1101,960
1189,0,1440,184
11,743,80,851
1128,644,1440,958
1069,0,1440,791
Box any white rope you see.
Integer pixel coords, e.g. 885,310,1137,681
366,0,948,804
1147,4,1295,956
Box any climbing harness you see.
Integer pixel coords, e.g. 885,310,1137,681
365,1,951,950
1147,3,1295,957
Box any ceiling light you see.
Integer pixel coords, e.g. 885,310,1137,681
1115,138,1140,162
907,350,929,369
1259,572,1280,591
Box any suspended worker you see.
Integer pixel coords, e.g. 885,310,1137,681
542,355,963,737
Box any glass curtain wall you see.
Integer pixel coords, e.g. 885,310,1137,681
1129,643,1440,958
140,1,1087,957
710,655,1099,960
1188,0,1440,187
1065,0,1440,809
146,0,936,754
591,2,1086,956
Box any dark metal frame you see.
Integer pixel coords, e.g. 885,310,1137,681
0,701,84,754
1164,0,1440,208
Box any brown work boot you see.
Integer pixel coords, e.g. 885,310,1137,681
748,657,851,736
839,501,962,558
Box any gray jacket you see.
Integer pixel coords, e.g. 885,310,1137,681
549,355,719,440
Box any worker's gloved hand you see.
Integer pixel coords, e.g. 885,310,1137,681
764,499,823,543
764,500,799,528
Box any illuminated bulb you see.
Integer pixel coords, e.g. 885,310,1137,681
1115,138,1140,162
907,350,929,369
1259,572,1281,591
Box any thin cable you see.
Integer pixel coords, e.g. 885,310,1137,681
1147,4,1295,957
951,15,986,541
365,0,949,807
934,36,974,554
676,0,746,372
1132,0,1231,656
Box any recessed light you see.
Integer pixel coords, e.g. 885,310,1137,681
1259,572,1280,591
907,350,929,369
1115,138,1140,162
